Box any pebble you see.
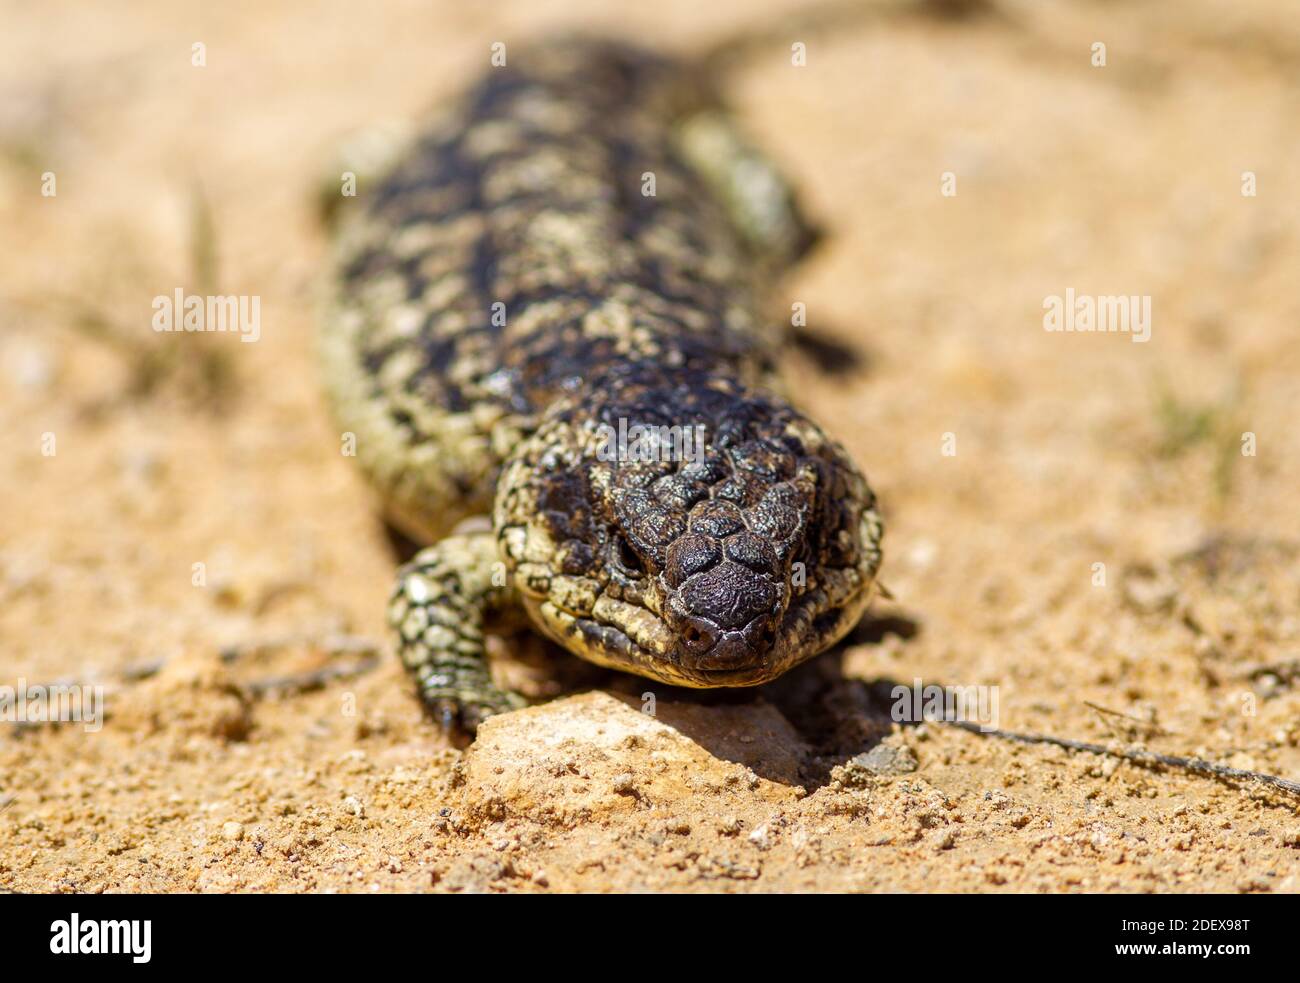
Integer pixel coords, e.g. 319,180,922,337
849,744,919,776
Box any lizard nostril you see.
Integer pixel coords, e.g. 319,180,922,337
739,614,778,652
681,621,717,653
613,535,645,576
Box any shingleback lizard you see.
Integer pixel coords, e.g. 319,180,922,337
321,37,884,733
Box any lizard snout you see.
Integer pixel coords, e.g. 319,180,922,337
673,613,777,672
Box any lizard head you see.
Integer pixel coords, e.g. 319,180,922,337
494,367,883,688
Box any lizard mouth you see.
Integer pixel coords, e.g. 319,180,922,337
687,665,777,685
642,661,785,689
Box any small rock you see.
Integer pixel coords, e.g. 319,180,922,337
455,692,805,830
849,744,919,776
611,772,636,795
442,855,509,893
220,821,244,842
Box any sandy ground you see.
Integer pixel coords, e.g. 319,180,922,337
2,0,1299,893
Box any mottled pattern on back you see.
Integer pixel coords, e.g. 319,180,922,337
324,41,779,540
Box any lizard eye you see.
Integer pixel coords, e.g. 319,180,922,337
612,535,646,577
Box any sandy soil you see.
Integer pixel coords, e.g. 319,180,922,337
2,0,1299,893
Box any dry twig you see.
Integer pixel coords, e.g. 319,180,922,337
946,719,1300,798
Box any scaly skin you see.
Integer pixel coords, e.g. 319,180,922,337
321,38,883,732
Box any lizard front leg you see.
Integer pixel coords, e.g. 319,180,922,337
387,530,525,733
